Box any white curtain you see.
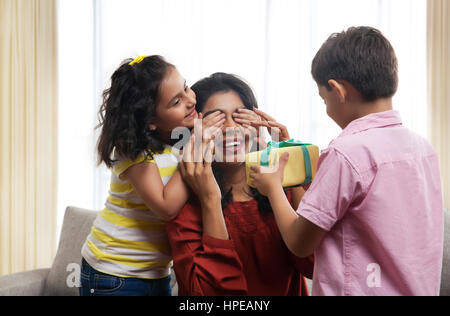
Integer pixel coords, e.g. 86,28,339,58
427,0,450,209
58,0,428,213
0,0,58,275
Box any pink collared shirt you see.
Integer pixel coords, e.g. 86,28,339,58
298,110,444,296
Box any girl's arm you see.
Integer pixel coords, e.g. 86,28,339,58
122,110,227,222
124,163,189,222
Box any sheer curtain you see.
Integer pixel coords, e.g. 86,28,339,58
427,0,450,209
0,0,58,275
57,0,428,221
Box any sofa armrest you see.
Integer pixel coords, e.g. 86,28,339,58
0,269,50,296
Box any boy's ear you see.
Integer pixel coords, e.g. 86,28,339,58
149,124,157,131
328,80,347,104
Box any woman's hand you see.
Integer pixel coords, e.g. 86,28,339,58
179,132,229,241
179,134,221,202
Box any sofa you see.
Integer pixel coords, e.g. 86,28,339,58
0,207,175,296
0,206,449,296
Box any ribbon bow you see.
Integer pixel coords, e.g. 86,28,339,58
260,139,313,185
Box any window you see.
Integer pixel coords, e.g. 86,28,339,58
57,0,427,231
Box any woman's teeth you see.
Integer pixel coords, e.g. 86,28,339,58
225,141,241,148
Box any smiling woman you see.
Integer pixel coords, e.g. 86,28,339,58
166,72,313,296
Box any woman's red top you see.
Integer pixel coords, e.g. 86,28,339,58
166,196,314,296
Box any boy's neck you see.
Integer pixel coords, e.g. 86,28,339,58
345,97,393,129
355,97,393,118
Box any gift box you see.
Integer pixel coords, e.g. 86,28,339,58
246,140,319,188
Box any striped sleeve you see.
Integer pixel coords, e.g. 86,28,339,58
112,154,155,178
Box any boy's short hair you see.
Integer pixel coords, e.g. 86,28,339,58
311,26,398,101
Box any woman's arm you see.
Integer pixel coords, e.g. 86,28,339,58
166,201,247,296
179,135,229,240
200,195,229,240
169,135,248,295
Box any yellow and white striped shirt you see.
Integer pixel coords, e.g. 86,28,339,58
81,146,179,279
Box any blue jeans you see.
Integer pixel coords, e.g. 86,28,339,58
79,259,172,296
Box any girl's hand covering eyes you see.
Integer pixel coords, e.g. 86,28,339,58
249,109,291,142
232,108,262,129
232,108,267,149
196,112,226,142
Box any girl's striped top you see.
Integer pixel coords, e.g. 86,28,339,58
81,146,179,279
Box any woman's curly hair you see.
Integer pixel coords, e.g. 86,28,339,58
96,55,174,168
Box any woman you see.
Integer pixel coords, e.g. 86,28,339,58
166,73,313,296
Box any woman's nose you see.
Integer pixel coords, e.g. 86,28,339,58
222,116,239,131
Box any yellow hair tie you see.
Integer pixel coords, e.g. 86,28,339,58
129,56,146,66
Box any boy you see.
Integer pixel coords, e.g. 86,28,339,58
250,26,444,296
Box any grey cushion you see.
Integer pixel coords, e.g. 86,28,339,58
43,207,97,296
440,208,450,296
0,269,50,296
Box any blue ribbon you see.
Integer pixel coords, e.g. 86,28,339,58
260,139,313,185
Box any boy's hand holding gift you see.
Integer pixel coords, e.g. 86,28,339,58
246,139,319,194
249,152,290,197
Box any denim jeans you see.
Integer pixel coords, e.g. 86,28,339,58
79,259,172,296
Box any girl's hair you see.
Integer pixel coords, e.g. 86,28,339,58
191,72,281,215
97,55,174,168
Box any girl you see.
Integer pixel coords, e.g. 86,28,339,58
166,73,313,296
79,56,225,296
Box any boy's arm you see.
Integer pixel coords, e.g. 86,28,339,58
289,186,306,210
267,185,326,258
249,152,326,258
125,162,190,222
251,148,362,258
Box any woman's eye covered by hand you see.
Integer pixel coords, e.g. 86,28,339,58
201,111,226,129
232,108,261,128
194,111,226,143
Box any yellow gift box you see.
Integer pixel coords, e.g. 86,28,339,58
246,140,320,188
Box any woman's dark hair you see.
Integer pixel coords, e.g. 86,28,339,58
311,26,398,102
97,55,174,168
191,72,283,215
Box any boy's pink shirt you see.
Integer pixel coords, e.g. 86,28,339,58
297,110,444,296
